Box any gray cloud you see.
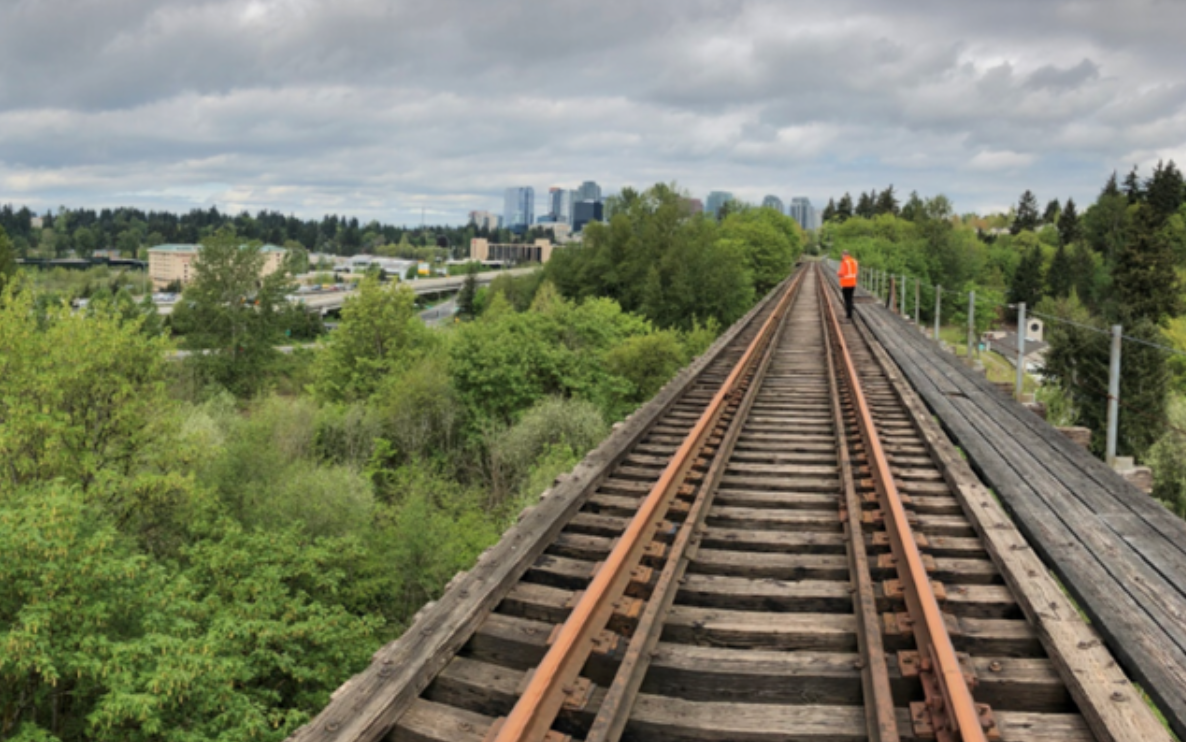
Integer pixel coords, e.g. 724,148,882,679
1,0,1185,221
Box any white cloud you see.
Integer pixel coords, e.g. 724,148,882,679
967,151,1036,171
0,0,1185,220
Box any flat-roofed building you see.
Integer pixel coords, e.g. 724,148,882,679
470,237,553,264
148,243,287,289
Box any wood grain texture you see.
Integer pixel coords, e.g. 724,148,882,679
851,288,1176,742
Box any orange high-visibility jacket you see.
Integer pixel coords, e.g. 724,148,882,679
838,256,858,288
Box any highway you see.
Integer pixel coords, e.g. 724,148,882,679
155,267,536,315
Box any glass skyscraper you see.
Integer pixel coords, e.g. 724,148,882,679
576,181,602,203
706,191,734,218
503,186,535,233
789,197,818,230
761,195,785,212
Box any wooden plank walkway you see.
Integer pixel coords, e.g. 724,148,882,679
854,292,1186,740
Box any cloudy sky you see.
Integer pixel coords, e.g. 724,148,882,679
2,0,1185,224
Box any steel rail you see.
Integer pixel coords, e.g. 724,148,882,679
489,268,808,742
582,262,798,742
817,271,900,742
817,264,988,742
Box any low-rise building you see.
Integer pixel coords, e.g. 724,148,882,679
470,237,553,264
984,318,1048,373
148,243,287,289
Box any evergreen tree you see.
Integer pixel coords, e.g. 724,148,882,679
1069,241,1100,308
0,226,16,296
1101,170,1121,198
1041,296,1169,459
874,185,899,216
457,264,478,319
1083,189,1129,267
1008,242,1046,310
1145,159,1185,225
1123,165,1144,203
1047,243,1074,298
1057,197,1081,246
1011,190,1040,234
1042,198,1061,224
821,198,837,223
1110,203,1182,325
901,190,925,222
855,191,875,218
836,193,854,221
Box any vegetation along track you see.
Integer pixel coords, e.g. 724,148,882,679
292,263,1168,742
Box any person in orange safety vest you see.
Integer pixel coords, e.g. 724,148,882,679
838,251,858,320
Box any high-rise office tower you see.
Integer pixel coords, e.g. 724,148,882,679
504,186,535,233
573,201,604,232
789,197,817,230
761,195,785,212
706,191,734,219
576,181,602,204
549,187,574,223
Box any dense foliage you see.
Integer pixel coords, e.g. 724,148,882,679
826,165,1186,514
0,202,551,262
545,184,801,330
1,189,783,739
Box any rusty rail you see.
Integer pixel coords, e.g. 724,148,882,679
487,268,807,742
817,264,991,742
818,270,899,742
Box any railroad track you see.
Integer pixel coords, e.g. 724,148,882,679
294,263,1168,742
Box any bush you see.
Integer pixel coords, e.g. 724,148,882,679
483,397,607,505
375,352,462,462
606,330,687,407
197,395,376,538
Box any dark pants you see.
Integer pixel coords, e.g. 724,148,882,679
842,287,855,319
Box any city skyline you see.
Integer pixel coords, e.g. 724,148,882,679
3,1,1185,224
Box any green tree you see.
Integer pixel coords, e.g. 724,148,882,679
312,275,431,402
0,286,173,495
874,185,899,216
73,225,98,257
1047,243,1073,298
1011,190,1040,234
1110,204,1182,325
284,242,310,274
169,228,291,396
718,207,801,294
1124,165,1144,203
0,483,381,742
605,330,687,406
116,229,140,257
1057,197,1081,246
901,190,925,222
457,264,478,319
0,226,16,295
1101,170,1121,198
821,198,837,223
1008,240,1046,310
1069,241,1103,308
1146,159,1185,225
1083,191,1129,266
836,193,854,221
1042,198,1061,224
855,191,875,218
